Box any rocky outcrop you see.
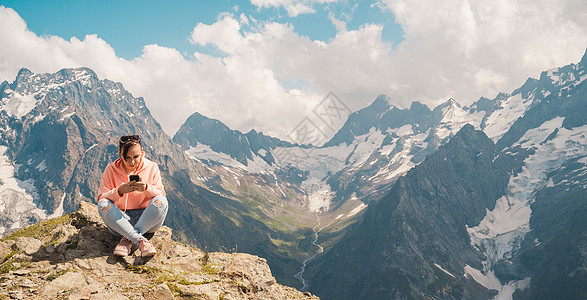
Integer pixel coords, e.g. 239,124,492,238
0,201,318,300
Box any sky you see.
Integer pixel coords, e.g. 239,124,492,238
0,0,586,142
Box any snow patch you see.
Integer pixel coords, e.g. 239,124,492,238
464,264,501,290
435,102,484,140
59,111,75,122
391,124,413,136
287,128,386,212
35,160,47,172
33,114,46,123
483,93,532,141
347,202,367,217
74,69,93,87
243,152,272,174
464,265,530,299
304,177,334,213
434,263,455,278
369,132,422,182
347,129,386,167
0,93,40,118
186,144,247,169
0,146,48,236
85,144,98,154
48,193,66,218
185,144,272,174
379,144,396,156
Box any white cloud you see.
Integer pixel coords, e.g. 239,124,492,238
0,2,585,143
250,0,338,17
286,3,315,17
189,14,245,54
376,0,587,105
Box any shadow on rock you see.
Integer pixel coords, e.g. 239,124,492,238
3,201,167,267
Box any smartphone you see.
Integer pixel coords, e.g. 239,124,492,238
129,175,140,182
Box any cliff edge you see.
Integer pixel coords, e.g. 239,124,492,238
0,202,319,300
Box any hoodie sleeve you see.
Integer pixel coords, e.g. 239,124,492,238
97,164,123,203
144,164,165,199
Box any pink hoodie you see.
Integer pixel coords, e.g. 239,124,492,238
97,155,165,211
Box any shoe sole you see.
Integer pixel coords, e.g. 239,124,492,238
141,250,157,257
114,250,129,257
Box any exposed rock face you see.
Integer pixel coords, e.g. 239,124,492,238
173,112,292,166
0,201,318,300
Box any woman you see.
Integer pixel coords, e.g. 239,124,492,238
97,135,168,257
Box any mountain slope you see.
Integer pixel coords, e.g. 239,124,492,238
308,125,516,299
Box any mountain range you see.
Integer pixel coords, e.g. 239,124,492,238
0,49,585,299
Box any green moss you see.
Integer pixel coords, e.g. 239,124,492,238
46,269,70,281
178,278,219,285
1,214,73,242
5,285,18,291
0,250,18,274
155,273,180,284
201,252,209,265
1,250,16,264
177,278,192,285
166,282,185,297
126,264,184,287
125,264,158,274
202,263,217,275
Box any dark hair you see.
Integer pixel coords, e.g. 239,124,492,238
119,135,142,158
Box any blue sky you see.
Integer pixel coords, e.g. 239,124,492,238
3,0,404,60
0,0,585,139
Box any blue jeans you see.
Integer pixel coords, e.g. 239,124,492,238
97,195,168,245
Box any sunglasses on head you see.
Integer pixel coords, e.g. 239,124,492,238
119,135,141,144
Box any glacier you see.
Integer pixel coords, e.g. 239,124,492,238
466,117,587,299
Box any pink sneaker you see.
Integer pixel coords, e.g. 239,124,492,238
113,237,132,256
139,238,157,257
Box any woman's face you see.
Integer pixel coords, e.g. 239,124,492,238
121,144,143,172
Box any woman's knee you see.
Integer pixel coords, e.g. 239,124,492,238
97,200,123,233
98,199,113,216
98,199,123,222
151,195,168,210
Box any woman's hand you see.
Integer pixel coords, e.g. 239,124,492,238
118,181,147,195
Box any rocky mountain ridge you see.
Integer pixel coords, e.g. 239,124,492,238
0,201,318,299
